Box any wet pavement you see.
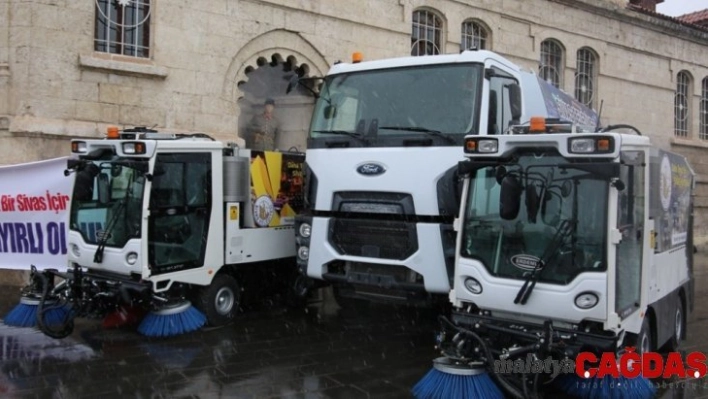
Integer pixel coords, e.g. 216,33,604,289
0,254,707,399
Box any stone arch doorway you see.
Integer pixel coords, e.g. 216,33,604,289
236,53,316,152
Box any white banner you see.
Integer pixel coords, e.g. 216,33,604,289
0,157,72,270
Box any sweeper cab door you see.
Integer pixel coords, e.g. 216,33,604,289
147,152,213,276
612,150,646,331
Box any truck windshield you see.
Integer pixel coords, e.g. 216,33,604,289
69,156,146,248
460,151,609,285
310,63,483,147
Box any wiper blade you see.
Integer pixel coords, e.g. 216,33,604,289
378,126,455,144
93,180,132,264
513,219,575,305
312,130,367,142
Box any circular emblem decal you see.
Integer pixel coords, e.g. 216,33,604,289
356,162,386,176
253,195,275,227
660,155,672,212
510,254,542,271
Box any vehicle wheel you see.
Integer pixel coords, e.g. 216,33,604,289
197,274,240,327
665,297,685,352
636,316,653,354
284,275,310,309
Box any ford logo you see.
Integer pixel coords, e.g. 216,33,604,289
356,163,386,176
510,254,542,271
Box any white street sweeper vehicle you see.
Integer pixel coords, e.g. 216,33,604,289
415,119,696,398
288,49,599,307
10,126,306,338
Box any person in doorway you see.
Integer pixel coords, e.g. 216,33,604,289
248,98,281,151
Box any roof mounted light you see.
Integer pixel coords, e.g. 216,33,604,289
529,116,546,133
106,126,120,139
352,52,363,63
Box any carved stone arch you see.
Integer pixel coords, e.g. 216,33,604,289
223,29,329,151
223,29,328,104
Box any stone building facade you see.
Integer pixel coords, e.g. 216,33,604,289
1,0,708,240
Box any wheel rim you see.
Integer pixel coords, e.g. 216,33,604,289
214,287,235,316
675,307,683,340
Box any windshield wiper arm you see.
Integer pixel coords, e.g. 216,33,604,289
312,130,368,143
93,180,132,264
378,126,455,144
513,219,575,305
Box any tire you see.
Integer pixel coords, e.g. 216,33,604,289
284,275,310,310
665,297,685,352
636,316,653,354
197,274,240,327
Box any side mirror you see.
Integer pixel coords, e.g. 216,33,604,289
323,105,337,119
97,173,110,205
499,175,522,220
508,83,522,123
73,164,99,201
612,179,626,191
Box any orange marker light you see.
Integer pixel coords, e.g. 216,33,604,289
597,138,610,151
352,52,363,63
71,142,79,152
529,117,546,133
465,139,476,152
135,142,145,154
106,126,120,139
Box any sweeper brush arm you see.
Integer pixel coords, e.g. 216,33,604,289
31,267,76,339
438,316,526,399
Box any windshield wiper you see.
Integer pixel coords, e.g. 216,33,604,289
312,130,368,143
513,219,575,305
93,180,132,263
378,126,455,144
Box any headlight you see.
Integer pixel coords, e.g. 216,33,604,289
71,141,87,153
126,252,138,265
464,277,483,294
464,138,498,154
299,223,311,238
477,139,498,153
568,137,613,154
122,142,146,155
297,246,309,261
574,292,599,309
569,138,595,153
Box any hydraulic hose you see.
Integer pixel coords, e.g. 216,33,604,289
35,272,75,339
440,316,526,399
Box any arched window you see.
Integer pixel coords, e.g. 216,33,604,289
461,20,489,51
674,71,692,138
701,77,708,140
411,9,443,56
575,47,598,109
94,0,151,58
539,39,564,89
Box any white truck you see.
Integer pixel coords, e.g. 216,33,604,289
19,126,307,338
289,49,600,307
431,119,695,397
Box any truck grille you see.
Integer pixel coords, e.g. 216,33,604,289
328,218,418,260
